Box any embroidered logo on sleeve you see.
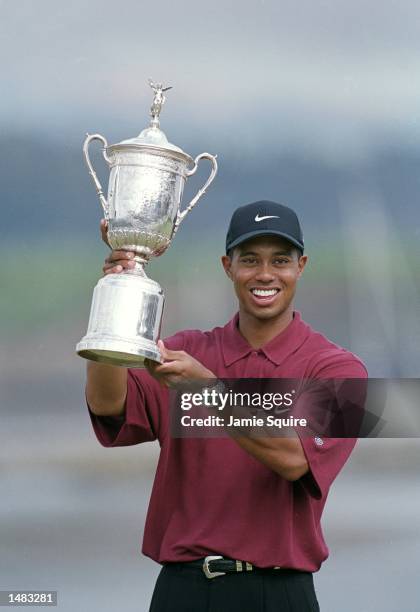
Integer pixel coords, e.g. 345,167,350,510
314,436,324,446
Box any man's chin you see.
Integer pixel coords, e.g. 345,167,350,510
247,306,288,321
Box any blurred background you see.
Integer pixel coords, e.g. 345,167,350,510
1,1,420,610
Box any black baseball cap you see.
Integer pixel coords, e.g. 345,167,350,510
225,200,304,254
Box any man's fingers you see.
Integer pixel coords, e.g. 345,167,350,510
103,264,123,275
103,259,135,271
144,359,181,388
106,250,136,263
152,360,185,375
158,340,186,361
103,260,136,275
102,249,137,275
146,358,186,385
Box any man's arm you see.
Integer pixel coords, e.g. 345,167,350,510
86,362,127,417
227,434,308,481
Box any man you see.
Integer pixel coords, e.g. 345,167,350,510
86,200,367,612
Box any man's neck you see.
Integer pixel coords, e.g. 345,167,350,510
238,307,294,349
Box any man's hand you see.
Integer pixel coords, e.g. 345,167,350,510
100,219,137,275
145,340,216,388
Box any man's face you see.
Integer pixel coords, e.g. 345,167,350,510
221,235,308,322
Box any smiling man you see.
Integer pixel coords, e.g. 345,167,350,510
86,200,367,612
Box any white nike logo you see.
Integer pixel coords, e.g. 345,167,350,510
255,214,280,222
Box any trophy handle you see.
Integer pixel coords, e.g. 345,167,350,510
173,152,218,234
83,133,112,219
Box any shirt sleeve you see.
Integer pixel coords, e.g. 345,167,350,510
87,332,185,447
296,354,368,499
298,436,357,499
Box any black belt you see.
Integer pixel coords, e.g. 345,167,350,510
167,555,287,580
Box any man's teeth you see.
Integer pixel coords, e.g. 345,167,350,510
251,289,279,297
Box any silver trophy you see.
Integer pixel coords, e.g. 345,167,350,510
76,79,218,367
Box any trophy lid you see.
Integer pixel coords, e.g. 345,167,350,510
115,79,186,155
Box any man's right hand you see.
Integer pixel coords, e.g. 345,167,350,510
100,219,137,276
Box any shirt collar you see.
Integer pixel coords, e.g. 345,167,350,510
222,311,309,367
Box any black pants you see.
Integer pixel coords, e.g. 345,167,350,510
149,564,320,612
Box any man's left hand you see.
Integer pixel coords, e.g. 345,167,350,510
145,340,216,388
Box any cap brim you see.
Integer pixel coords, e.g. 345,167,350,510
226,230,304,253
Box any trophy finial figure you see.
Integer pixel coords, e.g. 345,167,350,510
148,78,172,128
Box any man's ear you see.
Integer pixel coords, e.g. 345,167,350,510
297,254,308,278
221,255,233,280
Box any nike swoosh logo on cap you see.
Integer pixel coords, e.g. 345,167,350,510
254,214,280,222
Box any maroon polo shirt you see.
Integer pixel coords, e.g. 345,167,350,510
88,311,368,572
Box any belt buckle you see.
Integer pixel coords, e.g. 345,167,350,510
203,555,225,579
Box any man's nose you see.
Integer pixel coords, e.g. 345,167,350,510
254,264,275,282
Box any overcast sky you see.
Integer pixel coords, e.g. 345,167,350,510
2,0,420,161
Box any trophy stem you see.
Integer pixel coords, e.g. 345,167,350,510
123,255,149,277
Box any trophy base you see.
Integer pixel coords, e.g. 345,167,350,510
76,273,165,368
77,337,162,367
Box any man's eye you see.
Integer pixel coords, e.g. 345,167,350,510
273,258,289,265
241,258,257,264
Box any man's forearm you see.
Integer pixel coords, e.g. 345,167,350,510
86,362,128,417
231,434,309,481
